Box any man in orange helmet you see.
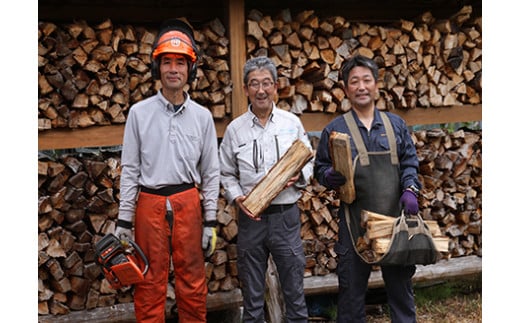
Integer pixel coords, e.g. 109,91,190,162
114,18,219,323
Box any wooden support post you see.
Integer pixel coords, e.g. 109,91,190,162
228,0,247,119
265,255,285,323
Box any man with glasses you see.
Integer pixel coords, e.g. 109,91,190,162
219,56,313,322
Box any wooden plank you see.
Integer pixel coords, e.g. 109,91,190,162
391,104,482,126
265,256,285,323
303,255,482,295
299,104,482,132
206,288,243,311
38,118,231,150
38,105,481,150
38,125,126,150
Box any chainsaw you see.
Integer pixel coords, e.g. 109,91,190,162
94,233,149,289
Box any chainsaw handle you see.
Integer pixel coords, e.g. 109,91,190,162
128,239,149,276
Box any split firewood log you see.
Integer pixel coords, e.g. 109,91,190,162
243,139,314,217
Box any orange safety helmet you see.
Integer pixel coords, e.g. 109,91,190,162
152,30,197,63
150,18,199,81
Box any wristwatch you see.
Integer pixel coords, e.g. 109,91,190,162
406,185,420,196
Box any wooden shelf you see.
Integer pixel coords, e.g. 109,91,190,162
38,104,481,150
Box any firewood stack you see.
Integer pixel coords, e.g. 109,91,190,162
38,6,481,132
38,17,231,131
246,5,481,113
37,128,481,315
413,127,482,258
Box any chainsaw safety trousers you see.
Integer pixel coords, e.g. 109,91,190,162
134,187,207,323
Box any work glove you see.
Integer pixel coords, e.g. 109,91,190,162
202,225,217,258
324,167,346,189
114,220,134,243
400,190,419,215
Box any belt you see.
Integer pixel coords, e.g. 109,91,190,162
262,203,295,215
140,183,194,196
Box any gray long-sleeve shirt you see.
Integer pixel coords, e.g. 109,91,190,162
118,90,220,223
219,104,314,205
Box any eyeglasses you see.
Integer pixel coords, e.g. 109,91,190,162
248,80,274,91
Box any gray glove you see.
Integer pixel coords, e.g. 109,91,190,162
114,226,134,242
202,226,217,258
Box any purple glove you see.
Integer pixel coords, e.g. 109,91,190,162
324,167,346,188
400,190,419,215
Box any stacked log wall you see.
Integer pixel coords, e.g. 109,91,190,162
245,5,481,114
38,17,232,130
38,5,481,131
38,128,482,316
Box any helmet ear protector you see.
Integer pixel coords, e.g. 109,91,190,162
150,19,200,83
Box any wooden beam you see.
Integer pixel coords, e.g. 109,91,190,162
38,105,481,150
303,255,482,295
228,0,248,119
299,104,482,133
391,104,482,126
38,118,231,150
38,125,126,150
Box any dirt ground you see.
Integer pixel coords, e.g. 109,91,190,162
309,276,482,323
204,276,482,323
363,292,482,323
116,276,482,322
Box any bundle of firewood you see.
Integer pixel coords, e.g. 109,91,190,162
38,17,231,131
355,209,450,263
246,5,481,114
